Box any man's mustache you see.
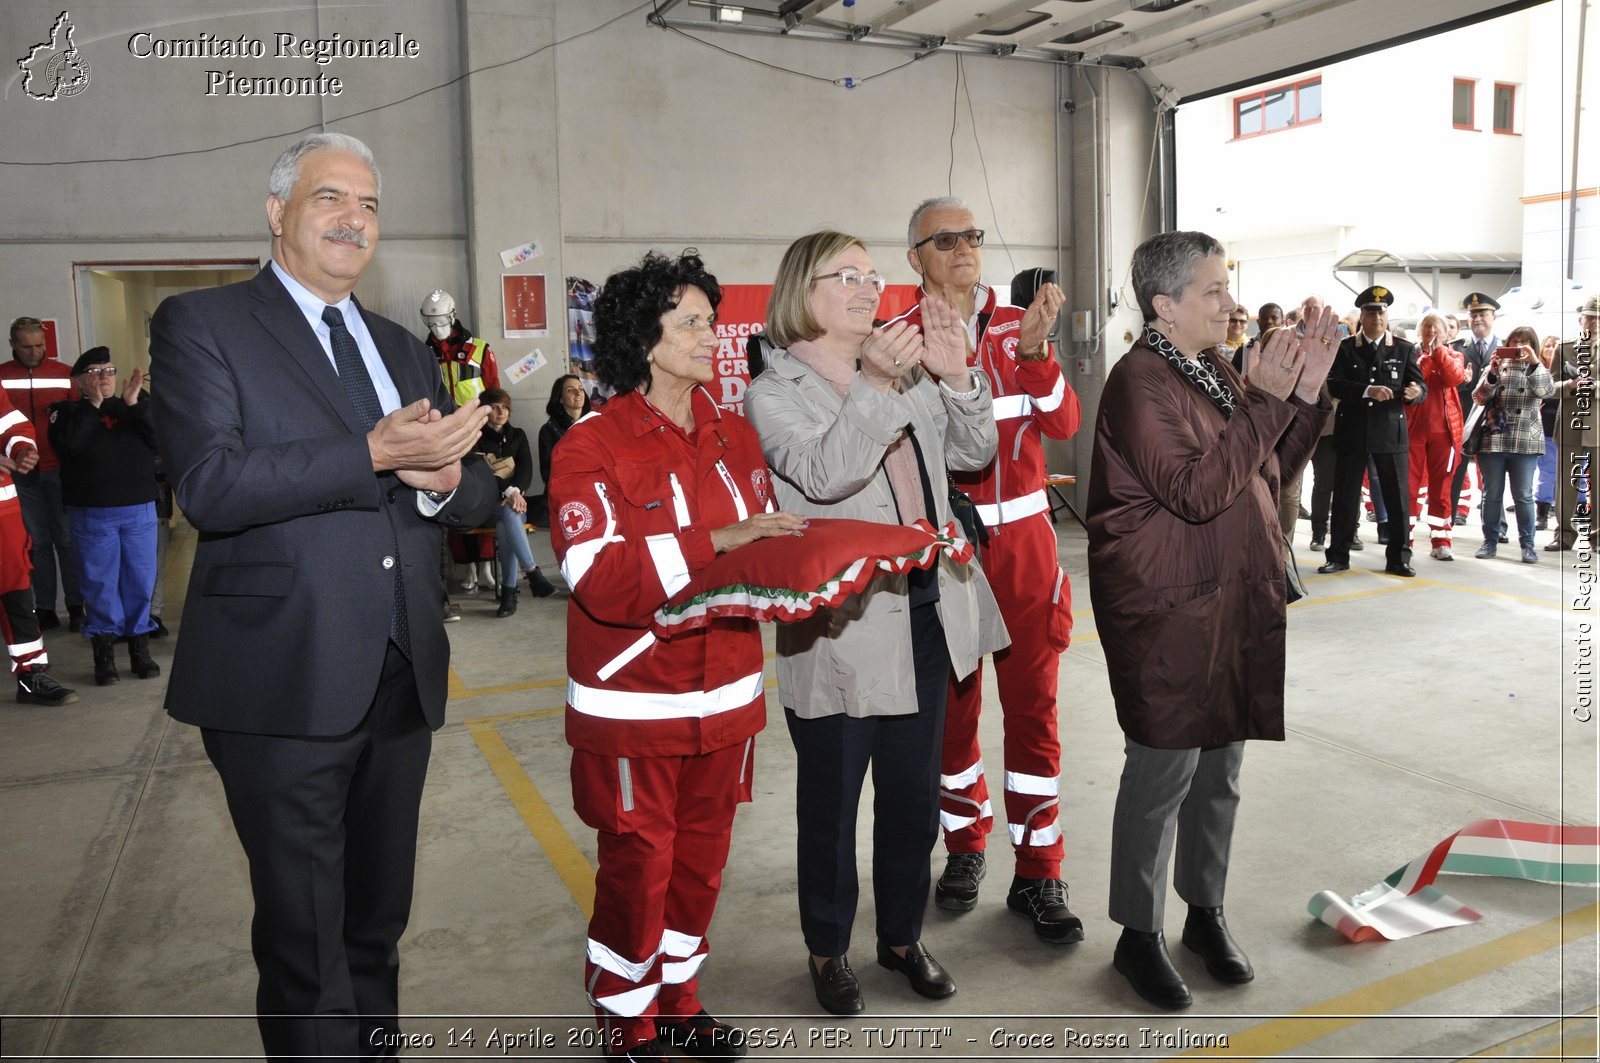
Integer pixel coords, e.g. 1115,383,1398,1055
324,227,369,248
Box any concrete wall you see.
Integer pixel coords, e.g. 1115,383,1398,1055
3,0,1081,488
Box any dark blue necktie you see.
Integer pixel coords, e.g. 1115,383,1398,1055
322,304,410,656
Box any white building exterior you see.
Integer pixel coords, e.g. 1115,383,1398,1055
1176,0,1594,337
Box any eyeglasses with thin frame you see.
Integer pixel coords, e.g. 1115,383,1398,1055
812,268,887,294
82,366,118,377
912,229,985,253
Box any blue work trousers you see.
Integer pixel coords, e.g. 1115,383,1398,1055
68,503,158,638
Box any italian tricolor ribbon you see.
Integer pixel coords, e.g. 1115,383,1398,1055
1309,819,1600,942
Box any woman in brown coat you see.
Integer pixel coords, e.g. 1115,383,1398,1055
1086,231,1337,1010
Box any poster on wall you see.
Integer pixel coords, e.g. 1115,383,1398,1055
501,274,549,338
567,276,597,365
711,284,921,415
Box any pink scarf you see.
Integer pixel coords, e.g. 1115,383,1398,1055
788,339,928,526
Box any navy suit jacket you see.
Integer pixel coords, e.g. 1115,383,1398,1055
150,266,497,737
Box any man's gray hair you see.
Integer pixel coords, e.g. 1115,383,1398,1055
267,132,382,201
1130,230,1224,322
907,196,969,247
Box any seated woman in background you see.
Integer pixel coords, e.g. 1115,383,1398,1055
535,373,590,526
744,229,1005,1017
549,250,805,1063
475,387,555,616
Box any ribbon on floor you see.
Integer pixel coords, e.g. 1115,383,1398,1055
1309,819,1600,942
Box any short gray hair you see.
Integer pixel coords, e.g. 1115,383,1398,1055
1130,230,1224,322
267,132,382,201
907,196,969,248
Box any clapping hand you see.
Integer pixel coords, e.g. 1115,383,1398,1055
859,321,925,393
122,367,146,406
1017,282,1065,361
917,296,974,389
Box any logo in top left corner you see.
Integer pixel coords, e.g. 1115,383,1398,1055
17,11,91,101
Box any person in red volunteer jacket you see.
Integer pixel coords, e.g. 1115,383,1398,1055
1406,313,1467,560
549,251,805,1063
889,197,1084,943
3,318,83,631
0,383,78,704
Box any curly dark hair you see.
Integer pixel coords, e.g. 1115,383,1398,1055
592,250,722,394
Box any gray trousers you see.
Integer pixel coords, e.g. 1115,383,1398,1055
1108,737,1244,932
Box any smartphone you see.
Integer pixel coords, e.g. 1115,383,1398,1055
1494,346,1521,359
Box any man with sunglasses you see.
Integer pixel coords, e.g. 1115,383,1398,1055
891,196,1084,945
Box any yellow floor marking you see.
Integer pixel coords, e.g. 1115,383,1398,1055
1463,1005,1598,1058
466,722,595,920
1178,902,1600,1059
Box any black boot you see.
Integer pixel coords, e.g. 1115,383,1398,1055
91,635,120,686
1113,928,1191,1009
495,584,519,618
1537,501,1550,530
128,634,160,679
1181,904,1254,983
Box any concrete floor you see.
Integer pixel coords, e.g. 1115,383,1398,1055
2,511,1597,1062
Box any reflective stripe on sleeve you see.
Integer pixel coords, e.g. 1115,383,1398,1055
0,410,28,434
992,393,1034,422
1032,373,1067,412
714,461,749,521
0,484,17,503
974,489,1048,527
567,669,765,721
645,533,691,597
561,481,621,587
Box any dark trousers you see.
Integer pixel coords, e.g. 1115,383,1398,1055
786,603,949,958
16,469,80,613
1327,448,1410,567
1308,436,1337,542
202,642,431,1062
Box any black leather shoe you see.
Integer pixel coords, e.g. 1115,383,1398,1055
1316,560,1348,573
1376,527,1390,545
935,851,986,911
35,609,59,631
809,955,863,1015
1006,875,1084,944
658,1010,748,1060
1113,928,1191,1010
1384,562,1416,577
876,940,955,999
1181,905,1255,984
1348,535,1364,550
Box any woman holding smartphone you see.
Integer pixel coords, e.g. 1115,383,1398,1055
1472,325,1556,563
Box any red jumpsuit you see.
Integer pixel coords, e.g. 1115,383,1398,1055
889,287,1082,879
549,388,769,1053
0,390,47,673
1407,345,1467,550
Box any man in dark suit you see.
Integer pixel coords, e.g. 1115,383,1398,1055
149,132,497,1060
1450,292,1502,526
1318,286,1427,577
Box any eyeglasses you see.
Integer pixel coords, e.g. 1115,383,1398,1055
912,229,985,253
1228,317,1249,325
82,367,117,377
812,268,887,293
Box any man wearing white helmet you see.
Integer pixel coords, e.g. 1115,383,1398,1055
421,289,500,406
422,290,502,601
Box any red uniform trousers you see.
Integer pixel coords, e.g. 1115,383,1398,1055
1409,429,1459,548
940,512,1070,879
573,738,752,1052
0,507,45,672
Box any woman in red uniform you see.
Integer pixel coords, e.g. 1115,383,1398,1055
1405,313,1467,560
549,251,805,1063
